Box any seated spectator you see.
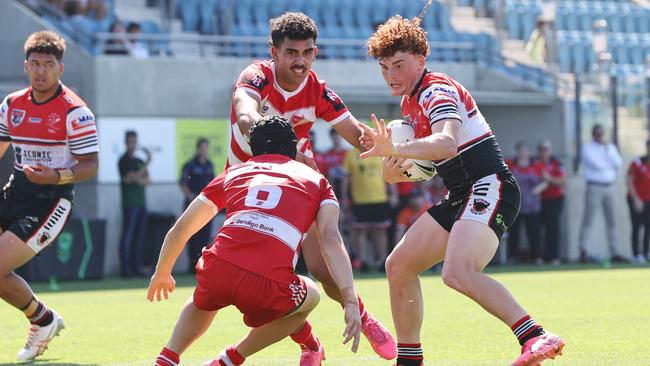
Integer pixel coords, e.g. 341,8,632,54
105,20,129,55
126,22,150,59
86,0,111,31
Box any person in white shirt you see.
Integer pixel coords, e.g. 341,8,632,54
579,124,625,262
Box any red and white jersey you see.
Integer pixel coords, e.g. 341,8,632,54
0,83,98,172
199,154,338,282
401,70,493,164
227,60,351,167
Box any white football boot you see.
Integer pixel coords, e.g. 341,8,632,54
17,310,65,361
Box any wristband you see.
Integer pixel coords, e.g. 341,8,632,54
56,169,75,185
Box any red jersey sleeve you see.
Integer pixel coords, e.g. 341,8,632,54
198,171,227,213
235,63,271,100
319,176,339,208
316,83,351,125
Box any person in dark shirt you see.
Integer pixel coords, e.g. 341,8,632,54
118,130,150,277
179,138,215,272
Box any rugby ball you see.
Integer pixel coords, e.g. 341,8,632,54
387,120,436,182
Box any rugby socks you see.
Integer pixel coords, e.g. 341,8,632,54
155,347,179,366
340,296,369,322
216,346,245,366
290,321,320,351
512,315,545,346
396,343,423,366
26,300,53,327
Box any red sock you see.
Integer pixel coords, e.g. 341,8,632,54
290,321,320,351
340,296,368,322
358,296,369,322
218,345,245,365
155,347,179,366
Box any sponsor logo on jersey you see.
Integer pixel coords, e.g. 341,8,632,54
433,86,457,97
71,114,94,130
11,109,26,126
63,94,74,104
245,71,267,90
29,117,42,123
470,197,490,215
323,88,345,112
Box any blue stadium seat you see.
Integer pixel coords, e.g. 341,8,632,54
556,31,571,73
387,0,404,19
626,33,643,65
575,1,592,32
369,0,389,27
353,0,374,38
178,0,200,32
199,0,217,34
605,3,622,33
251,0,270,36
506,2,521,38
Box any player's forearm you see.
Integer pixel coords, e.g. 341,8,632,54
155,227,191,274
319,231,358,304
394,133,457,161
0,141,10,159
69,158,98,183
234,90,262,137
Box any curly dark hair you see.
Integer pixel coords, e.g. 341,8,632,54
270,12,318,47
249,115,297,159
367,16,430,59
24,31,66,61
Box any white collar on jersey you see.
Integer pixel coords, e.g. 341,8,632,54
271,62,310,100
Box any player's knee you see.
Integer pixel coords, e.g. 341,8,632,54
386,252,410,283
441,263,469,294
299,277,321,313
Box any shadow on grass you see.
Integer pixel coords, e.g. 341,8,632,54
26,263,648,294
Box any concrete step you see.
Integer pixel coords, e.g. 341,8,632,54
502,39,543,67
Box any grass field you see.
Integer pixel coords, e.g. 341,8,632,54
1,266,649,366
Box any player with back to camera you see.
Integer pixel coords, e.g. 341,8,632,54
0,31,99,361
147,116,361,366
360,9,566,366
225,11,396,362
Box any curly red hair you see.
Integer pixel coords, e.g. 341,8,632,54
367,16,430,59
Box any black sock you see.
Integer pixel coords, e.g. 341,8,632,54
397,343,423,366
512,315,545,346
28,301,54,327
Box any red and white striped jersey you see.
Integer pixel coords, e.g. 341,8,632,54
199,154,338,282
401,69,508,191
0,84,98,171
401,70,493,162
227,60,350,167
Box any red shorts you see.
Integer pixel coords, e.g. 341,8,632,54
194,252,308,328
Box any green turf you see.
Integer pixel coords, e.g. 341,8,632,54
1,267,649,365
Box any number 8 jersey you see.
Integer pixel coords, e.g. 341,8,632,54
198,154,338,283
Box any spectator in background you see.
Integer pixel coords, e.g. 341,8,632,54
63,0,85,18
342,149,397,272
118,130,151,277
105,20,129,55
422,175,447,206
394,191,429,244
309,130,328,174
579,124,626,263
179,138,215,272
507,142,547,264
126,22,150,59
322,129,348,198
536,140,566,266
626,139,650,264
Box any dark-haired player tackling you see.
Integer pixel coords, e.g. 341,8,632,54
226,12,396,362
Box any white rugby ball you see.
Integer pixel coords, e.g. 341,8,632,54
387,120,436,182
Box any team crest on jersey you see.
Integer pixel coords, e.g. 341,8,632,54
470,198,490,215
245,71,267,90
47,113,62,134
11,109,26,126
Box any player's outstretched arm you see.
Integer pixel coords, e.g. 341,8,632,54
233,88,263,137
148,198,215,302
333,115,366,151
360,114,460,161
316,204,361,352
